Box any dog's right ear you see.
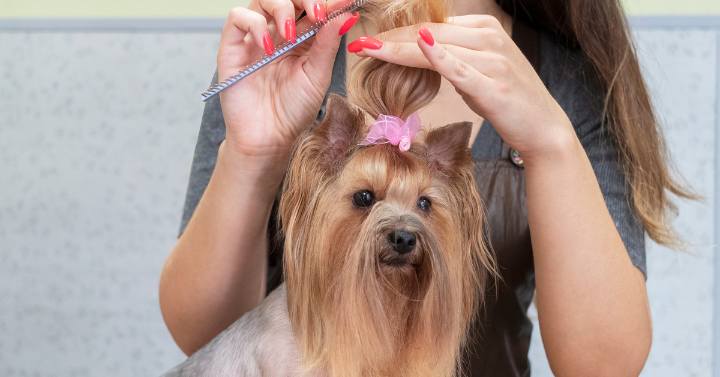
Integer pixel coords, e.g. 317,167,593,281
425,121,474,176
311,94,365,172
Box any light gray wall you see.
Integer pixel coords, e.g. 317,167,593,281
0,31,215,375
0,18,717,376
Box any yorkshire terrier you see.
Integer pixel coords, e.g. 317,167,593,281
163,94,496,377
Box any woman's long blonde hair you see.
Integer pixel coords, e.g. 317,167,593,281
349,0,695,248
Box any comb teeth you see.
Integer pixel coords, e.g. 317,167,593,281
201,0,368,102
324,0,368,22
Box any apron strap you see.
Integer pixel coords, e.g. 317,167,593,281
501,19,541,165
513,19,541,73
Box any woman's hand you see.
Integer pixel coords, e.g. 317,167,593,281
218,0,359,160
161,2,361,355
349,14,576,160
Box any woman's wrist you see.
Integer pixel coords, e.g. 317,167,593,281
217,141,290,202
516,119,582,169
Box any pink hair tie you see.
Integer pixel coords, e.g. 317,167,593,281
359,113,421,152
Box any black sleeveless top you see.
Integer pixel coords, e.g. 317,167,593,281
180,17,647,377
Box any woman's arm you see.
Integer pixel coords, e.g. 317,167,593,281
524,130,651,377
160,142,287,356
347,15,651,375
159,0,354,355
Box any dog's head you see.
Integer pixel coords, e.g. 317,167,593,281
279,94,496,377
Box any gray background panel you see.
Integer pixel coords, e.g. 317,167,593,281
0,20,717,376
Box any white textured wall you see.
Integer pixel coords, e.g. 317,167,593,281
0,22,717,376
0,32,216,375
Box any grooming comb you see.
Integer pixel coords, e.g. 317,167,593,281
201,0,368,102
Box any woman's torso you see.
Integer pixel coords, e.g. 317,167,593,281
180,5,644,376
461,19,541,377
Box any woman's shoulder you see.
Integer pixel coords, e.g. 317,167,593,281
531,29,648,276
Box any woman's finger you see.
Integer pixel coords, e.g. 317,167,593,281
246,0,347,46
220,7,271,60
301,12,352,89
252,0,298,41
300,0,354,22
280,0,361,34
265,0,308,21
350,38,503,74
249,0,338,39
350,38,429,68
415,27,492,96
301,0,327,22
366,23,504,52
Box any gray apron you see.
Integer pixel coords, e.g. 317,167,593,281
463,19,539,376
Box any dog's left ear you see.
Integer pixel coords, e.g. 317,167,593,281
425,121,474,175
312,94,365,171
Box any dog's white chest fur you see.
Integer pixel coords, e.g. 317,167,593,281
162,284,310,377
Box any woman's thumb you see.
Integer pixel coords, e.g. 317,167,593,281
301,12,354,86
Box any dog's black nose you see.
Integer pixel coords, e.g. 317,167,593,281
388,230,416,254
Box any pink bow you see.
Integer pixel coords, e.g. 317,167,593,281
359,113,421,152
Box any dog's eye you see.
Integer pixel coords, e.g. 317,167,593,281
352,190,375,208
417,197,432,211
417,196,432,212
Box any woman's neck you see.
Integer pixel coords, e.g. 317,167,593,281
451,0,512,34
451,0,497,15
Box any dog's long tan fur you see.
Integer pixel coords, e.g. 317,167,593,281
281,94,495,377
162,95,496,377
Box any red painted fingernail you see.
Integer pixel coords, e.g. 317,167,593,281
262,31,274,55
313,2,327,22
338,12,360,36
347,40,362,53
347,36,383,53
285,19,296,42
418,27,435,46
